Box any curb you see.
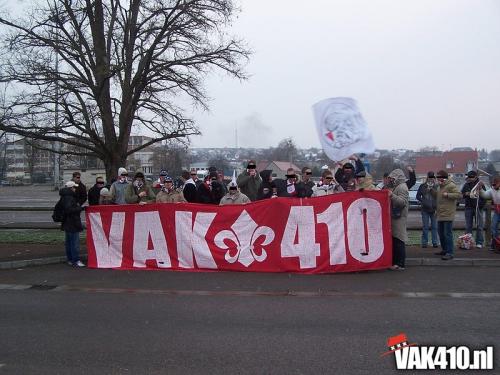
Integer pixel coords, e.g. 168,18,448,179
406,258,500,267
1,257,500,270
0,255,88,270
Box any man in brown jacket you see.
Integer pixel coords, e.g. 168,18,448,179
432,170,462,260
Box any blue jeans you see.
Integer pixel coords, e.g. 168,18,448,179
421,211,438,246
464,207,484,245
65,231,80,264
438,221,454,255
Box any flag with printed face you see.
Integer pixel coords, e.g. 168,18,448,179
312,97,375,162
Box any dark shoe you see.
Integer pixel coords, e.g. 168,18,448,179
434,251,446,256
433,244,439,248
441,254,453,260
422,244,428,248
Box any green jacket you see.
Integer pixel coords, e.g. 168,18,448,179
236,171,262,201
432,179,461,221
125,183,156,204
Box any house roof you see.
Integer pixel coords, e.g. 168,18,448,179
267,161,301,172
416,151,479,175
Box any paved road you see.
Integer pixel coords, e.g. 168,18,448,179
1,265,499,374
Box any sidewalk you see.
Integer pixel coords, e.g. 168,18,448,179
0,242,499,270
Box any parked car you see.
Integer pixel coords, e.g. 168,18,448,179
408,182,421,207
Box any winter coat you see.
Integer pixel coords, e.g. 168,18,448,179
480,187,500,205
183,179,198,203
236,171,262,201
59,187,83,233
87,184,103,206
219,191,251,205
110,180,130,204
125,182,156,204
296,180,315,197
312,183,344,197
335,159,364,192
197,180,225,204
432,178,461,221
416,182,437,213
461,179,486,209
74,181,87,206
274,179,306,198
156,189,186,203
388,169,409,243
356,173,377,191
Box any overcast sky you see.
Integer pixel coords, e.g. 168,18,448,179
3,0,500,152
191,0,500,151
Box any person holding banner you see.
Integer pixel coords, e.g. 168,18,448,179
219,180,250,205
125,171,156,205
387,169,409,271
312,170,344,196
156,176,186,203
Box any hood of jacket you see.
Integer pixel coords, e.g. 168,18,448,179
388,169,407,186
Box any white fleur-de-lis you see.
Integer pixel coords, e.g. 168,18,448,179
214,210,275,267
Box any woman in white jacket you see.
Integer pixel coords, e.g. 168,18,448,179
479,176,500,250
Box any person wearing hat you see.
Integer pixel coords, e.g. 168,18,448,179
386,168,409,270
236,160,262,201
60,180,85,267
461,170,486,248
334,155,365,192
354,170,376,191
156,175,186,203
125,171,156,204
432,170,462,260
110,167,130,205
152,170,169,194
197,171,225,204
416,171,439,248
99,187,113,205
220,172,250,205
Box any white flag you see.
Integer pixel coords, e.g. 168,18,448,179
312,97,375,162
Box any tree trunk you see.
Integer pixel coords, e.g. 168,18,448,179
104,152,128,183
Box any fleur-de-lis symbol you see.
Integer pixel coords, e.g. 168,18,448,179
214,210,275,267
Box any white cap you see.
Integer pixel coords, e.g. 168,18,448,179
118,167,128,176
99,187,110,196
66,181,79,188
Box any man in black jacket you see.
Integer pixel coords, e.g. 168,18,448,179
87,176,105,205
60,181,85,267
71,171,87,206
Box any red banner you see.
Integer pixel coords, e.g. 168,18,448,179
85,191,392,273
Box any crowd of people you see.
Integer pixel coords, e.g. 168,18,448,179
57,156,500,270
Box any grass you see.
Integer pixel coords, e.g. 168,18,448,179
0,229,464,246
0,229,86,244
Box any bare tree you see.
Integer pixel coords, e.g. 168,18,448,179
0,0,250,179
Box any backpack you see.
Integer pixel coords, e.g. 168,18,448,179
52,198,65,223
